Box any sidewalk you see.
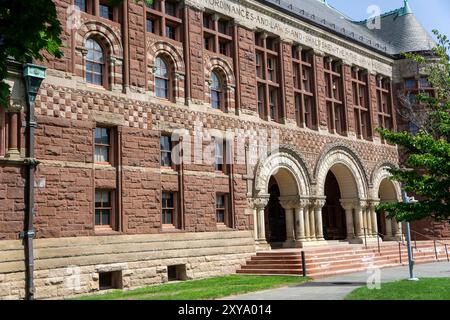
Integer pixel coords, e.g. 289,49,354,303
224,262,450,300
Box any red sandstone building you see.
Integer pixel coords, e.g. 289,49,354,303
0,0,448,299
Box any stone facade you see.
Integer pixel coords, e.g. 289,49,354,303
0,0,448,299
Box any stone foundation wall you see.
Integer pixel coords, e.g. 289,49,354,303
0,230,255,300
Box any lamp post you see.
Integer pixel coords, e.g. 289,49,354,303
22,63,46,300
401,188,419,281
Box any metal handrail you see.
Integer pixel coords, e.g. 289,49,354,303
370,229,411,263
410,229,450,262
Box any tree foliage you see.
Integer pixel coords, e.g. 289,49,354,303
377,30,450,223
0,0,63,106
0,0,153,108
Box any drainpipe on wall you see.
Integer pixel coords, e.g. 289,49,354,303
21,64,46,300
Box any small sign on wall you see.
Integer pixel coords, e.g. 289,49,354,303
34,178,46,188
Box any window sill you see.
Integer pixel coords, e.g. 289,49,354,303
95,227,119,236
161,225,182,233
216,224,232,230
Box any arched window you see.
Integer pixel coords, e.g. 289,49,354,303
155,56,170,99
86,39,105,86
211,71,224,110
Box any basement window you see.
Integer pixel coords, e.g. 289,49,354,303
99,271,123,290
167,265,187,282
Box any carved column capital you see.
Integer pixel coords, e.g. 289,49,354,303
312,197,326,209
252,195,269,210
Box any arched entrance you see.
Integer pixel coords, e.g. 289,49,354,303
377,178,402,240
265,177,286,244
253,148,312,249
315,146,370,243
323,172,347,240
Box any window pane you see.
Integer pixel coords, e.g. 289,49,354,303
155,57,168,77
216,210,225,223
102,192,110,207
165,1,177,16
75,0,87,12
95,210,101,225
95,191,101,207
156,78,168,98
216,195,225,208
102,210,110,225
146,19,154,33
211,91,220,109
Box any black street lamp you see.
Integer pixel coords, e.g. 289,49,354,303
22,63,46,300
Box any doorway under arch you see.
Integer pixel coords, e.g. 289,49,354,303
377,178,400,238
323,171,347,240
265,177,287,244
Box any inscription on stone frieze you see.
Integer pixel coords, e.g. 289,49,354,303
187,0,392,76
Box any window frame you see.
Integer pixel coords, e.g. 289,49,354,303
214,138,227,174
255,33,281,122
145,0,182,42
85,38,108,89
376,77,395,137
202,12,233,58
210,71,226,111
160,135,173,168
154,56,172,100
215,193,230,227
94,126,114,165
292,46,317,129
351,68,372,140
95,189,116,231
161,191,178,228
324,57,346,135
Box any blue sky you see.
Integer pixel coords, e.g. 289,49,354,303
327,0,450,41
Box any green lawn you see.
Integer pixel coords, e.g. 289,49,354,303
75,275,309,300
346,278,450,300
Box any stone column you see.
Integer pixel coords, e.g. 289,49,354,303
369,200,380,237
253,196,269,245
308,203,316,240
366,206,373,238
393,220,403,240
303,204,311,240
293,199,309,246
280,197,300,248
5,109,20,159
313,198,326,241
340,200,355,240
354,202,365,238
385,217,393,238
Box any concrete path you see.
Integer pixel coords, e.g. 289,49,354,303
224,262,450,300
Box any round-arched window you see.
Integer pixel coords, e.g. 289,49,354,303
86,39,104,86
155,56,170,99
211,71,223,109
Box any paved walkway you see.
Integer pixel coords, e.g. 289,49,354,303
224,262,450,300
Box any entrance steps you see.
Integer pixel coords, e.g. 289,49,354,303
236,241,450,278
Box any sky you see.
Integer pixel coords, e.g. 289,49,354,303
327,0,450,41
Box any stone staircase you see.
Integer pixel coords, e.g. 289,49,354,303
236,241,450,278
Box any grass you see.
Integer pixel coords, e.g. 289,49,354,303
75,275,310,300
345,278,450,300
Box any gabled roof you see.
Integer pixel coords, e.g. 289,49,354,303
258,0,436,57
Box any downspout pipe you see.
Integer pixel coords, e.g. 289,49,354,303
21,64,46,300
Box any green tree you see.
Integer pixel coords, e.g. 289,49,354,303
377,30,450,223
0,0,153,108
0,0,63,106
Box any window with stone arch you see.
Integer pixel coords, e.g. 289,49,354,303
210,70,226,111
155,55,173,100
85,38,107,88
